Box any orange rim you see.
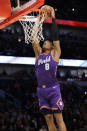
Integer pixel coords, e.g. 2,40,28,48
20,16,40,19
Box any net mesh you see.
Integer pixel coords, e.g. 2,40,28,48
19,11,45,44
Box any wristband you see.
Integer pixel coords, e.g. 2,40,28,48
51,18,59,41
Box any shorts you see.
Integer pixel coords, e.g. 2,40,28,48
37,84,64,115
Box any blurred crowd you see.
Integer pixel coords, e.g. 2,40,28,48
0,70,87,131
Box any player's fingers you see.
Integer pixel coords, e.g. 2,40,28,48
50,7,54,12
50,7,55,18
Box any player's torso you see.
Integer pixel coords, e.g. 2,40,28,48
35,51,59,88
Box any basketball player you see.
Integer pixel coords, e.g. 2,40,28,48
32,6,67,131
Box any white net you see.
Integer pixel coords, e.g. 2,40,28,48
19,13,45,44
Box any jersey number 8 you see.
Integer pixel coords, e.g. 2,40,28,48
45,63,49,70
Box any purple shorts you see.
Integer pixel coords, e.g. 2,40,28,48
37,84,64,114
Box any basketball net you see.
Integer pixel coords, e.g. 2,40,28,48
19,10,45,44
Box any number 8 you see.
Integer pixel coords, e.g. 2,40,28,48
45,63,49,70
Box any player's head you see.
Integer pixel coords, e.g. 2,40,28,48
42,39,54,52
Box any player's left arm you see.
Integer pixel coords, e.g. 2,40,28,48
50,7,61,61
53,40,61,61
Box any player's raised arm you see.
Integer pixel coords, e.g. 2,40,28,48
32,19,42,58
50,7,61,61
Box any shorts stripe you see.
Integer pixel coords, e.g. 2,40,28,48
40,106,58,110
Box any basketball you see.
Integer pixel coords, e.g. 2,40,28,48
40,5,52,20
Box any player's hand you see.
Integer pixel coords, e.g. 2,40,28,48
39,11,47,21
50,7,55,18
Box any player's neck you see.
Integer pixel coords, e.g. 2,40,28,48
44,50,50,54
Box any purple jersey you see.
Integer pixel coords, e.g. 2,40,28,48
35,51,59,88
35,51,64,112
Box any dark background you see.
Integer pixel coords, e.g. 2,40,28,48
45,0,87,21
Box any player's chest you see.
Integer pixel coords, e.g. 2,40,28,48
36,55,55,70
37,55,51,66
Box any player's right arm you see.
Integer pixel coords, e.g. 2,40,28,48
32,38,42,58
32,19,42,58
